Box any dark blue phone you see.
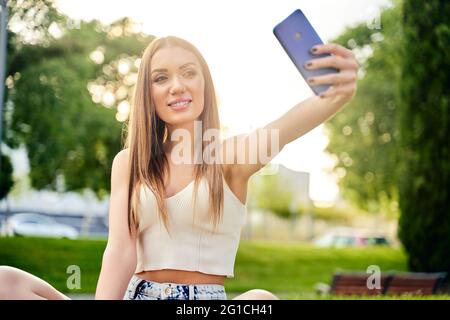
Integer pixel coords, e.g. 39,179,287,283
273,9,338,95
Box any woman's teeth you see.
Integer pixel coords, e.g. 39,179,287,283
171,101,190,107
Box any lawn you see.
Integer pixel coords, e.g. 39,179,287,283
0,237,448,299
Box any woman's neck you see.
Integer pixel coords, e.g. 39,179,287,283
165,121,203,164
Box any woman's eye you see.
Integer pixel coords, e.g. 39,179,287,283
154,76,166,82
153,71,195,83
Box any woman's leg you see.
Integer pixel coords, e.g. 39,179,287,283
0,266,70,300
232,289,279,300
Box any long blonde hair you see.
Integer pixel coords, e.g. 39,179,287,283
124,36,224,235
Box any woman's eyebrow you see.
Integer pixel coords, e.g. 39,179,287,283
151,62,197,75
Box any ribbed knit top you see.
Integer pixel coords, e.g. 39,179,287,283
135,177,247,278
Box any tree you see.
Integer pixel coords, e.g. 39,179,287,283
4,0,153,198
0,154,13,200
325,0,403,216
398,0,450,272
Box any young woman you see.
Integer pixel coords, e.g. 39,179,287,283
0,36,358,300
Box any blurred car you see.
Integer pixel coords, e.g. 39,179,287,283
3,213,79,239
314,228,390,248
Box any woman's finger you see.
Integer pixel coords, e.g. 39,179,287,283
307,70,357,86
305,55,359,71
320,82,357,99
311,43,355,58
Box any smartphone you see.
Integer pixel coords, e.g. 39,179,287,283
273,9,338,95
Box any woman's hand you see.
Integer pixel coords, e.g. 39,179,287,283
305,43,359,101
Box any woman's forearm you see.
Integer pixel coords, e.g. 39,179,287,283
95,246,137,300
273,93,351,147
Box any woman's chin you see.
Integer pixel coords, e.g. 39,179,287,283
164,113,200,126
161,107,204,126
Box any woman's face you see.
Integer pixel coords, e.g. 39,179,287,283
150,46,205,127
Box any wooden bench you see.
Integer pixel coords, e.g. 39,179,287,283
385,272,447,295
330,272,391,296
329,272,447,296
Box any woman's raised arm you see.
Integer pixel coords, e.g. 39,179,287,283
227,43,359,181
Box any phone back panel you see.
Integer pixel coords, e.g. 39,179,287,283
273,9,338,95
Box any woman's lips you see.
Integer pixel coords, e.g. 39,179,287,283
168,100,191,111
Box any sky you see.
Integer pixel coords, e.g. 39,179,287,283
53,0,392,204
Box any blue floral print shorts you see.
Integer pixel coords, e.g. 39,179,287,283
123,275,227,300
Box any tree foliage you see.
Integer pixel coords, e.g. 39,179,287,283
3,0,154,198
325,0,403,216
0,154,13,200
398,0,450,272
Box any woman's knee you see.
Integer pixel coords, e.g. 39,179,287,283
0,266,23,297
234,289,279,300
249,289,279,300
0,265,68,300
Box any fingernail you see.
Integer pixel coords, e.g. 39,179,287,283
305,62,312,68
311,46,318,53
308,78,314,84
319,93,325,98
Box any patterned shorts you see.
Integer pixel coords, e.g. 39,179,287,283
123,275,227,300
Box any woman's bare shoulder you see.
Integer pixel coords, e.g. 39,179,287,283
220,135,253,181
110,149,131,186
114,148,129,162
112,148,130,169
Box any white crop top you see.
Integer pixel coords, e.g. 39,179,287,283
135,177,247,278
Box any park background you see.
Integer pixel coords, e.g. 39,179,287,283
0,0,449,299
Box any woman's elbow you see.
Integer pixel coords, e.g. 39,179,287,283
101,246,137,276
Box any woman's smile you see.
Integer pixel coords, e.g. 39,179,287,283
168,98,192,111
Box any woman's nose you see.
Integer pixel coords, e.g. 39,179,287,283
169,76,186,94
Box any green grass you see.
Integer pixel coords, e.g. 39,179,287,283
0,236,105,294
231,241,407,293
0,237,448,299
